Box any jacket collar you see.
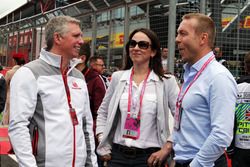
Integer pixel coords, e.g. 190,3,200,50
40,48,78,73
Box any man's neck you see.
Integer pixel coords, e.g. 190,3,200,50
76,63,86,72
189,48,212,65
49,47,70,72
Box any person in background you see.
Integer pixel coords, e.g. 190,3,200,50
227,52,250,167
161,47,168,73
237,52,250,84
85,56,107,126
174,13,237,167
96,28,179,167
214,47,228,68
83,55,107,134
1,53,26,125
0,65,6,113
8,16,97,167
89,56,109,88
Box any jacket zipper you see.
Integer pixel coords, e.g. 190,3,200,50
60,59,76,167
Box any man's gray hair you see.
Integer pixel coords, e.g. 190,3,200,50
45,15,81,51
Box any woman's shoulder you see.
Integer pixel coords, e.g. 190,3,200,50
111,70,129,80
162,74,179,86
163,73,176,80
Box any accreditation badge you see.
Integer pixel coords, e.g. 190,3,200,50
122,117,140,139
235,92,250,149
70,108,79,126
174,105,183,131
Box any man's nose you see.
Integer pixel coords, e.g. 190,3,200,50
79,38,84,45
175,35,180,43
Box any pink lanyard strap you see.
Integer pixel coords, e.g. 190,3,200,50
177,56,215,107
127,68,150,120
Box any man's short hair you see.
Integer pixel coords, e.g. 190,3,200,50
182,13,216,48
89,55,104,64
45,16,81,51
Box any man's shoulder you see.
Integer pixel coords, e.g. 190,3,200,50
24,59,43,68
85,69,99,80
208,61,233,77
22,58,60,79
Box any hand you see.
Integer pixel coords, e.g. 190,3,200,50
147,149,170,167
147,150,165,167
97,133,104,144
147,142,172,167
100,154,111,162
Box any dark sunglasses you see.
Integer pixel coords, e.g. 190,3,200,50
129,40,151,49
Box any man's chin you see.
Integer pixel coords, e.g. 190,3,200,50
181,57,187,64
71,54,78,59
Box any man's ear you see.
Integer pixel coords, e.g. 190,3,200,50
54,32,62,45
200,32,208,46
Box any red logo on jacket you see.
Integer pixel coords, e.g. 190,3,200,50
72,81,81,90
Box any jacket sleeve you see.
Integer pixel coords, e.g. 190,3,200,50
0,76,6,112
167,75,179,117
165,75,179,141
82,81,98,167
8,67,38,167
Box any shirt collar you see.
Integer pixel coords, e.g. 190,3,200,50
184,51,214,72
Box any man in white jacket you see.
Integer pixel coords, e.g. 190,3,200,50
8,16,97,167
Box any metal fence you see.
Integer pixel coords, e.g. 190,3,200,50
0,0,249,81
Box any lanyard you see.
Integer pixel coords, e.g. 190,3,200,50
61,68,72,108
60,62,78,126
176,55,215,107
127,68,150,120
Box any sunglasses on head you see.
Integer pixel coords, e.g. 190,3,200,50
129,40,151,49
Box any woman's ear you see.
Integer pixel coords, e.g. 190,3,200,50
151,50,156,58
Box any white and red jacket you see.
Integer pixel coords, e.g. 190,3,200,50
8,48,98,167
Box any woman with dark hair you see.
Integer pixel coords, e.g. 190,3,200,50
123,28,165,78
96,28,179,167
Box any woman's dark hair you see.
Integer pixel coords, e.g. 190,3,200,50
123,28,165,80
